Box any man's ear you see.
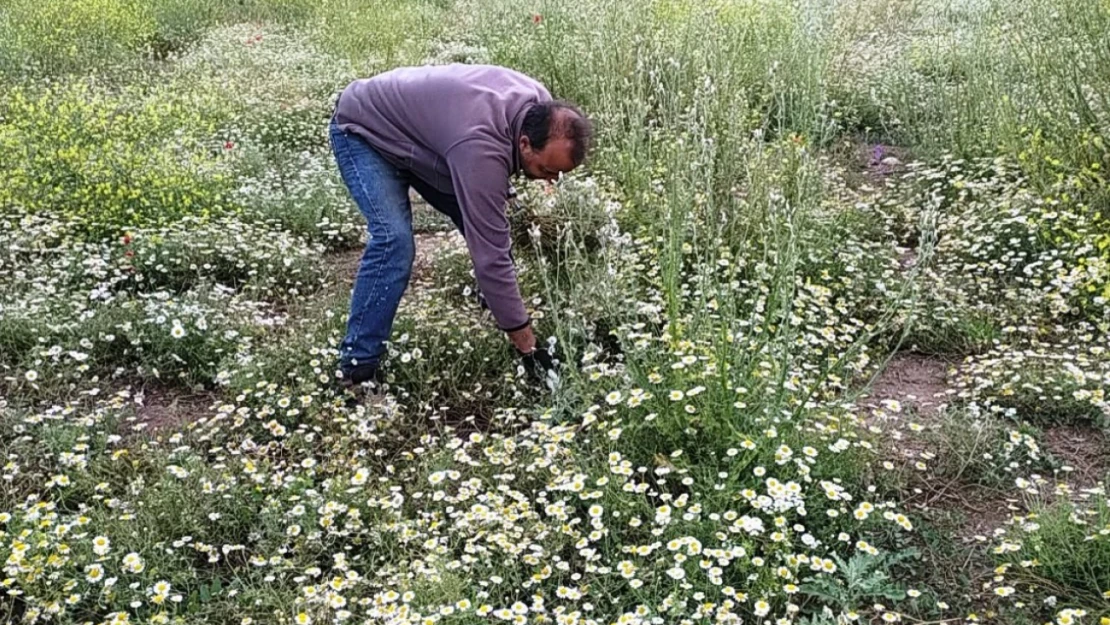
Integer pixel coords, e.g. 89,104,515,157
519,134,532,154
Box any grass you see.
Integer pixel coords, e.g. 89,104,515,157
0,0,1108,624
993,490,1110,616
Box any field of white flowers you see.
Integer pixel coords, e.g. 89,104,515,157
0,0,1107,624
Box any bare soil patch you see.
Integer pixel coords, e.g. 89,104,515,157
860,353,1023,544
1042,425,1109,490
950,487,1024,542
856,353,953,470
864,354,1106,555
860,352,954,418
909,478,1022,541
129,383,217,436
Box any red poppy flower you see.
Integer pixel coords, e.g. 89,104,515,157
532,14,542,24
224,141,235,150
122,234,132,245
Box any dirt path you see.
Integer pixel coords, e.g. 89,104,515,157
858,352,954,467
862,350,1108,530
857,352,1017,606
860,352,953,418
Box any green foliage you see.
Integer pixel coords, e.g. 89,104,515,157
927,412,1054,488
0,0,447,78
800,549,918,611
992,492,1110,615
309,0,447,73
0,81,237,236
121,217,329,297
0,408,306,622
0,0,156,76
2,287,269,400
0,0,1108,624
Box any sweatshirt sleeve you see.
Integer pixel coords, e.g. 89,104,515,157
445,139,530,331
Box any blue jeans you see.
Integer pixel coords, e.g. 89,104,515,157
329,117,464,372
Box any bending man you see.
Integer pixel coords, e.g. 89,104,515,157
329,63,592,389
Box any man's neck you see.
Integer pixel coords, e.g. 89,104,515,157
510,102,534,175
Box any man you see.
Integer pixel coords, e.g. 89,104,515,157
328,63,592,391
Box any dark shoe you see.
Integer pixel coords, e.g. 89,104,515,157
341,363,382,386
336,363,385,403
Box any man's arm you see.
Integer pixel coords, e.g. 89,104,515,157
445,139,536,353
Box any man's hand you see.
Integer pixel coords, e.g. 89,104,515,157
507,324,536,354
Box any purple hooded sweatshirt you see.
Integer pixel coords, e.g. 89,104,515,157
333,63,552,332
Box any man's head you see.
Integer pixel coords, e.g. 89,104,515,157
519,100,592,182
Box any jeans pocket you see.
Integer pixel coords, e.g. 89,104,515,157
328,121,345,155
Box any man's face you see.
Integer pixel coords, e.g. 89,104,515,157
520,135,577,182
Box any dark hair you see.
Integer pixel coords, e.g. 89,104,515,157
521,100,593,165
